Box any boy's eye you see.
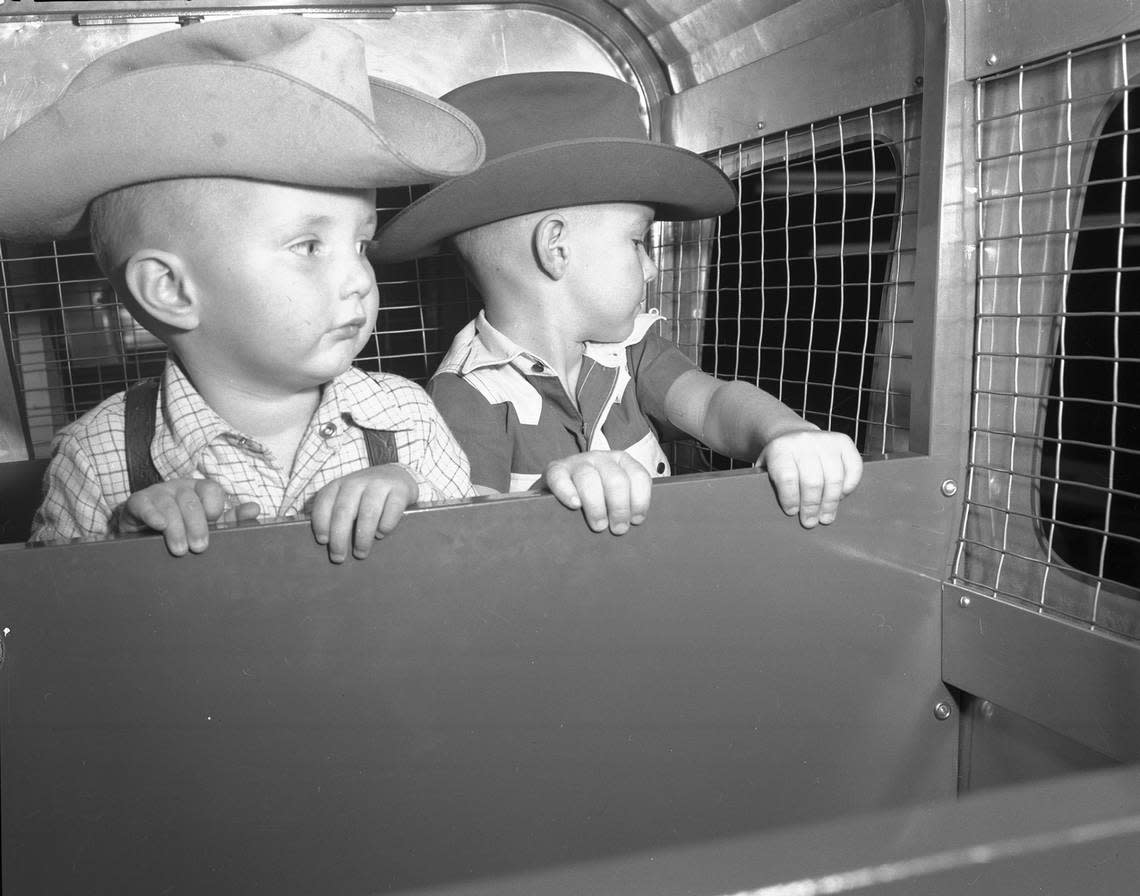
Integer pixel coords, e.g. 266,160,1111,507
290,239,322,257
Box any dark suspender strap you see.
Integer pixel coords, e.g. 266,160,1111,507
124,377,162,494
362,428,398,466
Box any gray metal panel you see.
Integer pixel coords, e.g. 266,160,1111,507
943,585,1140,762
964,0,1140,80
0,467,953,894
381,762,1140,896
956,694,1116,794
662,0,922,152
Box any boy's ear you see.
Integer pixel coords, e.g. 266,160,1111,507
533,212,570,281
121,249,199,332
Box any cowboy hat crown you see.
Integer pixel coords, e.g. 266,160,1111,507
0,15,485,242
370,71,736,262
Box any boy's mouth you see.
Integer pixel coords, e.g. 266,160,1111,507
330,318,368,340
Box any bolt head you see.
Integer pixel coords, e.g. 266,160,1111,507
959,595,971,608
986,53,998,66
934,702,953,720
941,479,959,497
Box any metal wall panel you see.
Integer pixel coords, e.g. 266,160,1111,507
943,585,1140,762
964,0,1140,81
0,467,954,894
662,0,922,153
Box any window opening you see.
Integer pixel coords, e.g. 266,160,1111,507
697,138,902,469
1039,88,1140,592
956,32,1140,641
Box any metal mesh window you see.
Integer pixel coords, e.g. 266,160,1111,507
955,34,1140,641
659,101,920,472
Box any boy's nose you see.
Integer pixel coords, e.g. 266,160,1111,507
641,252,659,283
343,253,377,300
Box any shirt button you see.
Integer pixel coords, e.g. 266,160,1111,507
656,462,666,474
319,422,338,438
530,361,545,373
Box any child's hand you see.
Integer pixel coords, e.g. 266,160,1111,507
117,478,261,556
758,430,863,528
542,450,652,535
308,464,419,563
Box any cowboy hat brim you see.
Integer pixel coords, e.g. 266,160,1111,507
0,63,485,242
370,137,737,262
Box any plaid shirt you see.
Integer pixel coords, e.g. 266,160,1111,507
30,360,474,543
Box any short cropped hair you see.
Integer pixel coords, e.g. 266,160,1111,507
88,178,218,278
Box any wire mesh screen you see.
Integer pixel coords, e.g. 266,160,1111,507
657,99,920,473
954,33,1140,641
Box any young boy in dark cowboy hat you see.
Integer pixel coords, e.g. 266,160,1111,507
372,72,863,530
0,15,490,562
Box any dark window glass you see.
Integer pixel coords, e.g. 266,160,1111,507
700,139,899,468
1040,90,1140,591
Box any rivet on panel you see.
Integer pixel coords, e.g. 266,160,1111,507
985,53,998,66
934,701,953,721
756,121,765,131
940,479,958,497
959,595,971,608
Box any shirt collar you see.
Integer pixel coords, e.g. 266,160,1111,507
158,359,235,464
154,363,416,474
325,366,419,432
456,308,667,376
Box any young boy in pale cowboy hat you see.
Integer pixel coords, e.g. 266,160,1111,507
372,71,863,530
0,17,637,561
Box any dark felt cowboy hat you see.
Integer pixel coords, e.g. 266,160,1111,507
0,15,485,242
370,71,736,262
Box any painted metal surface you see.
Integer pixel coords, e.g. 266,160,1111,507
0,466,954,894
662,0,923,152
963,0,1140,80
380,762,1140,896
943,584,1140,762
956,694,1116,793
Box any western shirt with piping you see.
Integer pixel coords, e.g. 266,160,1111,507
428,310,695,492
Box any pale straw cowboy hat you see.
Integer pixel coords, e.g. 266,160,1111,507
370,71,736,262
0,14,485,242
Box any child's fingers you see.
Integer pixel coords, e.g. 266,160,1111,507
619,454,653,525
193,479,228,521
226,501,262,524
174,487,213,553
764,453,804,520
542,461,582,509
842,443,865,495
570,465,610,532
308,482,340,545
325,483,366,564
815,453,849,526
351,483,391,561
793,457,826,528
374,490,410,539
593,460,634,535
